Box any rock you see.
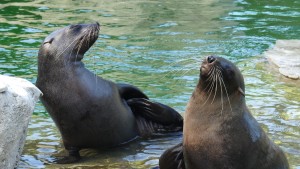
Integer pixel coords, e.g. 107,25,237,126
0,75,42,169
264,40,300,80
0,82,7,93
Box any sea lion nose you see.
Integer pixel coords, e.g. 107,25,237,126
207,56,216,63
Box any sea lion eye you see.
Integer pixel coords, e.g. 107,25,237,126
43,38,54,45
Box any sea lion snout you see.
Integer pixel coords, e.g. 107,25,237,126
207,55,216,63
200,64,209,76
200,55,217,76
68,22,100,31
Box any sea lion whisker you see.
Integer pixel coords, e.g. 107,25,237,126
159,68,186,81
214,66,233,114
215,67,223,78
217,72,224,115
178,68,193,78
207,65,215,76
73,28,93,63
91,29,98,85
73,31,90,63
74,36,84,61
214,67,224,115
205,70,216,90
220,76,233,114
55,31,88,61
66,42,79,65
201,67,217,107
200,72,215,107
173,72,192,86
206,70,215,82
159,59,197,80
74,33,87,62
202,75,215,93
159,68,183,81
93,55,98,86
86,29,98,84
201,83,214,107
65,29,89,57
208,67,217,89
79,28,92,46
202,67,216,92
169,58,198,68
85,29,91,48
210,70,219,104
164,69,193,86
62,28,90,51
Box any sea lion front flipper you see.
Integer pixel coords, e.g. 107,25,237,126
54,147,81,164
159,142,185,169
117,83,149,100
127,98,183,137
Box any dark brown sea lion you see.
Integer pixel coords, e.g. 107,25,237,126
36,23,183,164
158,56,289,169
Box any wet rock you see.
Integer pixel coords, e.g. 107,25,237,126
0,75,42,169
264,40,300,80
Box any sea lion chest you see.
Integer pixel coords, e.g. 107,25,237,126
37,65,138,147
183,97,249,169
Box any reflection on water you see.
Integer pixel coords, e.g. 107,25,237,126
0,0,299,168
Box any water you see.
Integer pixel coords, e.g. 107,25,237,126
0,0,299,168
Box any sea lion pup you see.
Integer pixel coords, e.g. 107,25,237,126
158,56,289,169
36,23,183,164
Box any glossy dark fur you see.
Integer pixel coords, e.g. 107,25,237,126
159,56,289,169
36,23,183,163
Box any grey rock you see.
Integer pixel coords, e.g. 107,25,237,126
0,75,42,169
0,82,7,93
264,40,300,80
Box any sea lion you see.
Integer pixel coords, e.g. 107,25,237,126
159,56,289,169
36,23,183,164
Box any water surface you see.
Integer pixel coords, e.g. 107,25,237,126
0,0,299,168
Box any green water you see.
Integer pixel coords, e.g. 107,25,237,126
0,0,299,168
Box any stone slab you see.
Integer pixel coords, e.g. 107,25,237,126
264,40,300,80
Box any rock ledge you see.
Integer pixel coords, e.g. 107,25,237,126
264,40,300,80
0,75,42,169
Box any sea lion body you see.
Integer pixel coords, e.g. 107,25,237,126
39,67,138,148
159,56,288,169
36,23,183,163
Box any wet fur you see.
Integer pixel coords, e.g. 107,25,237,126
36,23,183,163
159,56,289,169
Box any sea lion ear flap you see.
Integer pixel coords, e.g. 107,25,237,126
238,87,245,97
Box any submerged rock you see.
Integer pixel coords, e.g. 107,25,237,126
264,40,300,80
0,75,42,169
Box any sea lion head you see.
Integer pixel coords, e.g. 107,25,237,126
38,22,100,62
199,55,245,97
